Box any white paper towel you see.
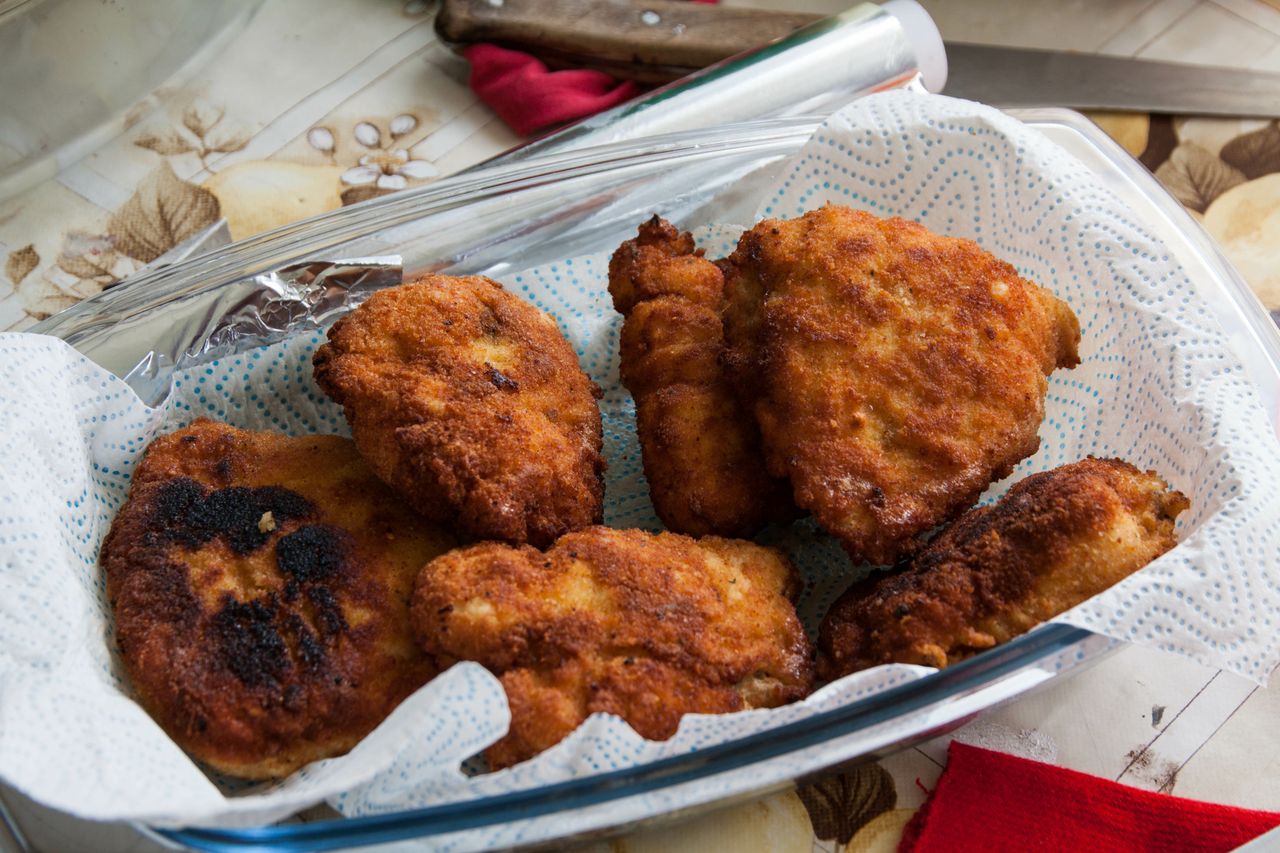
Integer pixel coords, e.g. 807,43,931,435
1,91,1278,829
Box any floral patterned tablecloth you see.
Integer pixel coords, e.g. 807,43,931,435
2,2,1278,851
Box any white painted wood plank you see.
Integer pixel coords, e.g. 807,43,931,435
1210,0,1280,36
1098,0,1198,55
1171,669,1280,808
1138,2,1280,66
1116,670,1258,792
55,162,133,211
916,644,1219,778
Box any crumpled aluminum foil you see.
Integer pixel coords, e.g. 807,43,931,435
122,256,401,406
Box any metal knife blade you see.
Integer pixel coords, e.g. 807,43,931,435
437,0,1280,118
944,44,1280,118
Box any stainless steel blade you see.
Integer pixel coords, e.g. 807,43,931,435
945,43,1280,117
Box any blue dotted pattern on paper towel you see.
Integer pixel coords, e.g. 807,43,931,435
750,93,1280,685
5,91,1280,833
166,333,348,437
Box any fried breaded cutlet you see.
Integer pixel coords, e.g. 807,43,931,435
101,420,454,779
720,205,1081,565
608,217,795,537
313,275,605,548
817,457,1189,680
411,526,814,768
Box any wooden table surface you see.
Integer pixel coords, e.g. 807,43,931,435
1,1,1277,850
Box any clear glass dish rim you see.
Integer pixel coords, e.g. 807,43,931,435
24,106,1275,851
159,623,1091,852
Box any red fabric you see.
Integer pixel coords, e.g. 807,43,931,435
901,742,1280,853
463,43,641,136
463,0,719,136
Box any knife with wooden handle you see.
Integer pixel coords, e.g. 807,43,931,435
438,0,1280,117
436,0,820,83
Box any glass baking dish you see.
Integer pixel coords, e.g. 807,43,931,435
28,106,1280,852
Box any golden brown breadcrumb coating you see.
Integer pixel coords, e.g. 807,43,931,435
720,205,1081,565
101,420,454,779
313,275,605,547
411,526,814,768
608,216,795,537
817,457,1188,680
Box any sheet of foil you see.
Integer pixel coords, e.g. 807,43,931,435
122,256,400,406
34,1,932,406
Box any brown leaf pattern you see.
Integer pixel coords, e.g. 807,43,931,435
1154,143,1246,213
107,162,220,262
340,184,397,206
203,124,251,155
182,101,224,138
5,245,39,285
1220,121,1280,180
134,127,197,157
55,232,122,280
1139,114,1179,172
56,253,112,280
20,289,81,322
796,762,896,844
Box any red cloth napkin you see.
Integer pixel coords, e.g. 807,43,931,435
901,742,1280,852
463,44,641,137
462,0,718,136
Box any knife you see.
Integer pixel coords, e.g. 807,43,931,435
437,0,1280,118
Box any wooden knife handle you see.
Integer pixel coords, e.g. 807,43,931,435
436,0,822,83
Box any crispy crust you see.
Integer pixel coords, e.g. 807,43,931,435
411,526,814,768
608,217,795,537
720,205,1081,564
313,275,605,547
817,457,1189,679
101,420,454,779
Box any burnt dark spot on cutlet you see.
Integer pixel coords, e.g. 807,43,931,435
485,365,520,392
307,585,348,637
869,485,886,508
195,488,270,551
151,479,314,553
276,525,347,584
182,434,198,444
154,478,203,523
255,486,313,520
286,612,329,671
211,596,290,687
